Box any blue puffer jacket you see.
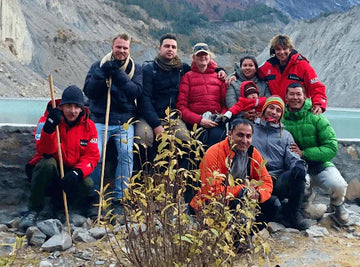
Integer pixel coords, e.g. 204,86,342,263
137,61,190,129
83,60,142,125
252,118,302,177
282,99,337,169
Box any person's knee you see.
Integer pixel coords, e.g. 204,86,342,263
134,120,154,147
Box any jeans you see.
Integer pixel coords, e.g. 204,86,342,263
309,166,348,206
93,123,134,199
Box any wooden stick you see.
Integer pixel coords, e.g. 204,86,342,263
48,75,71,235
97,77,112,223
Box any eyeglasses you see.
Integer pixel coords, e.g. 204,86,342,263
193,44,209,53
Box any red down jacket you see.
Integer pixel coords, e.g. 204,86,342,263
177,60,227,125
29,100,100,178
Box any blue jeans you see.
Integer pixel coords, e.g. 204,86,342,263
93,123,134,199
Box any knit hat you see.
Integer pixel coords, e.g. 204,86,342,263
261,96,285,122
60,85,84,108
193,43,210,55
244,83,259,98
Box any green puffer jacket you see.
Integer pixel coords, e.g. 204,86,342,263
282,99,337,169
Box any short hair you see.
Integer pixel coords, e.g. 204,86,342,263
239,55,258,71
160,33,177,46
112,33,130,44
286,82,305,94
270,34,295,56
229,118,254,133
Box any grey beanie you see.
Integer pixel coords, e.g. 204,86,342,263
60,85,84,108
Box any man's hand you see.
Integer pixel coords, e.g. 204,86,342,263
243,109,256,121
215,111,232,124
290,142,303,157
226,75,236,88
248,188,260,202
217,70,227,81
43,108,62,134
61,169,82,194
200,118,218,128
100,60,121,76
153,125,164,140
311,105,323,115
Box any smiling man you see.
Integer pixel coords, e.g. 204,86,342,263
20,86,100,231
283,83,349,226
189,118,273,221
83,33,142,212
251,96,309,230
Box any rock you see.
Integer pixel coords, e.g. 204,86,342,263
72,228,96,243
0,224,8,232
41,232,72,252
69,214,86,227
89,227,106,239
303,203,327,220
75,249,93,261
37,219,63,237
268,222,286,233
26,226,47,246
39,260,53,267
346,178,360,201
305,225,330,237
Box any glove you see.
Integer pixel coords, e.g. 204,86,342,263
100,60,122,76
291,161,307,181
222,111,232,123
61,169,82,194
43,108,62,134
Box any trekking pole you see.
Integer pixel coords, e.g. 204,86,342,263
48,75,71,235
97,77,112,224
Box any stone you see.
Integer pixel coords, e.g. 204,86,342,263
0,224,8,232
39,260,53,267
72,228,96,243
75,249,93,261
303,203,327,220
69,214,86,227
37,219,63,237
41,232,72,252
268,222,286,233
89,227,106,239
26,226,47,246
305,225,330,237
346,178,360,201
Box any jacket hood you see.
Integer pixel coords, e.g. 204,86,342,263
284,98,312,121
191,59,217,73
240,80,259,97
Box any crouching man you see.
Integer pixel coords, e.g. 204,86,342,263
189,119,276,225
282,83,349,226
20,86,100,231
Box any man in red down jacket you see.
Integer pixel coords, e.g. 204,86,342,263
20,85,100,231
258,34,327,114
177,43,227,148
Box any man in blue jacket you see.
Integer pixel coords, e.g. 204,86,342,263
83,33,142,208
252,96,308,230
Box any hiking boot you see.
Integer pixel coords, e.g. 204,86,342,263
330,203,349,226
291,211,310,231
19,211,38,231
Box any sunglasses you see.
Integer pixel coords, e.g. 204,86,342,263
193,44,209,52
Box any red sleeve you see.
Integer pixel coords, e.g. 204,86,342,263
303,62,327,110
250,148,273,203
177,73,202,125
73,122,100,178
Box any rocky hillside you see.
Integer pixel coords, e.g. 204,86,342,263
0,0,360,107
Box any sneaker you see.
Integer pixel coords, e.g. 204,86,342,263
330,203,349,226
19,211,38,231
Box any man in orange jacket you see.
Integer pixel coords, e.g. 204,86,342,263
190,118,278,224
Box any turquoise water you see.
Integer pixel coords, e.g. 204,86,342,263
1,98,360,140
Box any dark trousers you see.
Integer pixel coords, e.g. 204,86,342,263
29,158,93,212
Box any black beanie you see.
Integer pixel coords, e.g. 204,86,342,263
60,85,84,108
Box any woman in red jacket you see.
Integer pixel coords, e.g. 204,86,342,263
177,43,227,148
258,34,327,115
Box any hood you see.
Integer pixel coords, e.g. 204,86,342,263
240,80,259,97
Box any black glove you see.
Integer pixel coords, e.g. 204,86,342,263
291,161,307,181
61,169,82,194
43,108,62,134
100,60,122,77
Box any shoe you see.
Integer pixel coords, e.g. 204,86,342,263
19,211,38,231
281,211,310,231
330,203,349,226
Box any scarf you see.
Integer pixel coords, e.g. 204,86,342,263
100,51,135,79
154,54,183,71
230,150,249,182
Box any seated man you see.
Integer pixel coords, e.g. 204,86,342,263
189,119,276,224
20,86,100,231
252,96,309,230
282,83,349,226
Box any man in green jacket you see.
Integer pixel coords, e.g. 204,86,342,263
282,83,349,226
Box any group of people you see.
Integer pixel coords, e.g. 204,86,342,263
19,32,349,233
